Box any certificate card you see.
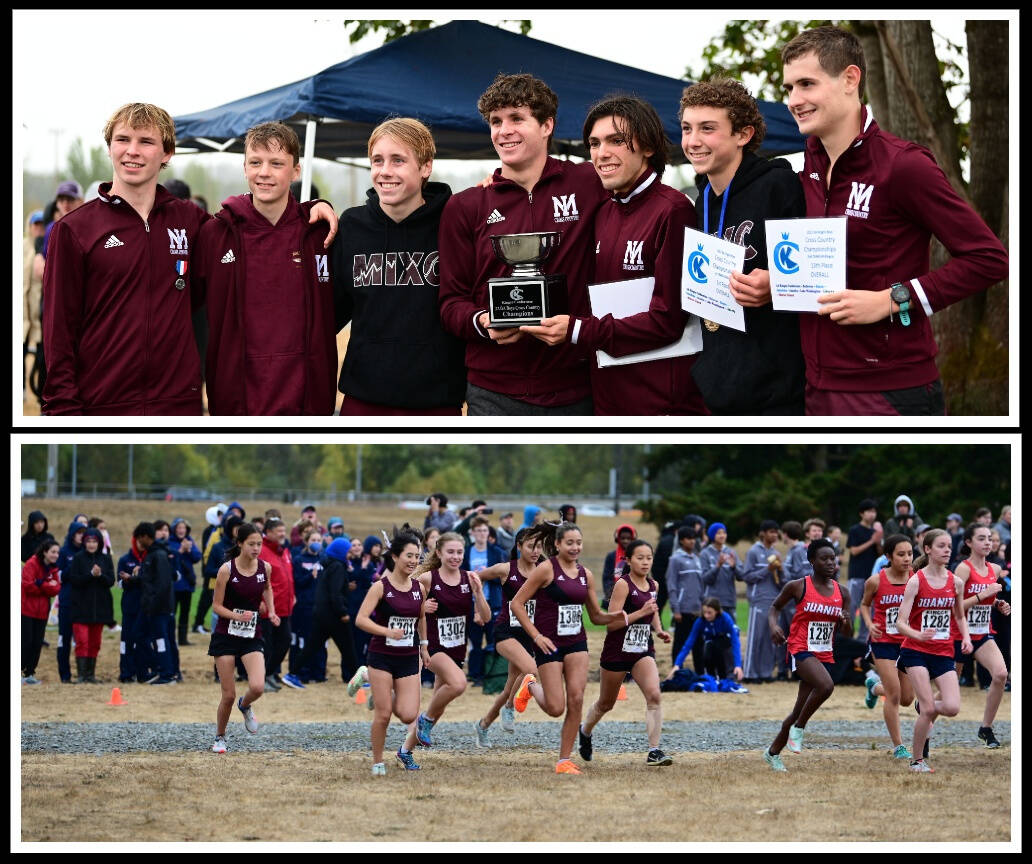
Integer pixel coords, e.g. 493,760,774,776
765,217,847,313
680,226,747,332
587,276,703,369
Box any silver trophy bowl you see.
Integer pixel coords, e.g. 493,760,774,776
490,232,561,276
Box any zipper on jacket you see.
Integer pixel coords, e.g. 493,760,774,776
144,220,150,233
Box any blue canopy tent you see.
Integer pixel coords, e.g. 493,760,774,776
174,20,804,196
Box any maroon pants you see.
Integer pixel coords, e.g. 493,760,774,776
73,623,103,658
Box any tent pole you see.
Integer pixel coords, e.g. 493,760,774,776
300,117,317,201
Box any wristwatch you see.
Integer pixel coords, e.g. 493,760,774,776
890,282,912,326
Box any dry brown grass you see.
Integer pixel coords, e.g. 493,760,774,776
20,748,1011,843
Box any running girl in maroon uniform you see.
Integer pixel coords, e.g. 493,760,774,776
580,539,673,766
208,523,278,754
895,529,973,772
397,532,491,767
509,521,621,774
763,539,850,772
355,526,430,776
859,534,916,759
952,523,1011,749
475,529,547,742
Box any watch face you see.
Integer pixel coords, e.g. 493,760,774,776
890,283,910,304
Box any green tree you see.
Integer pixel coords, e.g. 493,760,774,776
64,137,111,188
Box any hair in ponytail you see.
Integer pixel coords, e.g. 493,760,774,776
414,531,464,576
620,538,655,576
227,522,260,563
912,527,948,571
525,520,581,558
510,527,534,561
382,523,424,571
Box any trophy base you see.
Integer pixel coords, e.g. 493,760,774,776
487,273,567,328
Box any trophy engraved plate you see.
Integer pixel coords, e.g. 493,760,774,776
487,232,567,327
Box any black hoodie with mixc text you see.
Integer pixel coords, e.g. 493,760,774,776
330,182,466,410
689,150,807,415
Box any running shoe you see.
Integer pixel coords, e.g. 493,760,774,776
555,759,582,775
211,736,227,754
646,748,673,766
474,720,491,748
347,665,368,697
763,748,787,772
22,675,41,685
578,726,593,761
892,744,913,759
415,712,435,747
500,705,515,732
371,762,386,777
787,725,804,754
395,749,421,771
281,673,306,690
977,726,1001,749
909,759,935,773
194,625,209,635
514,673,536,713
864,671,880,709
237,696,258,733
150,677,177,685
264,675,281,692
727,683,749,694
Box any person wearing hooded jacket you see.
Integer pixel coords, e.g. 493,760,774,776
195,505,246,634
56,521,87,682
22,539,61,683
169,517,201,645
258,519,295,689
679,78,807,414
66,527,115,683
195,122,337,416
884,494,924,546
116,525,150,683
285,537,358,684
22,510,54,564
284,526,327,685
137,522,178,684
349,535,382,668
331,117,465,415
602,524,638,606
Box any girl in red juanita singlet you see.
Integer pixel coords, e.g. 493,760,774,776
208,523,279,755
474,529,548,743
952,523,1011,750
580,539,673,767
394,532,491,768
509,521,622,774
859,534,916,759
354,526,430,777
762,539,851,773
895,529,973,773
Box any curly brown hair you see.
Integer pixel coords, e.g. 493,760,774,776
679,78,766,154
477,73,558,146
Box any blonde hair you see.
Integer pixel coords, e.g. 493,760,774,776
368,118,435,182
103,103,176,169
415,531,465,576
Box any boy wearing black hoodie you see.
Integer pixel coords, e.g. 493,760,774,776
331,117,466,415
680,78,807,414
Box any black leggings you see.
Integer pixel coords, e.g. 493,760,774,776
174,592,192,640
291,612,357,681
263,618,292,676
21,616,47,676
702,636,732,678
193,582,214,630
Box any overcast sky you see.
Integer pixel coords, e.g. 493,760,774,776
13,9,981,177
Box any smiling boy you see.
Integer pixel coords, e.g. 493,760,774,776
781,26,1008,415
195,122,338,415
679,78,807,414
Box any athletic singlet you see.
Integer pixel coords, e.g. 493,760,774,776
533,556,588,647
870,568,910,645
496,559,535,628
900,569,957,658
425,568,473,661
600,573,657,665
213,558,268,640
786,576,843,663
368,573,424,656
951,559,998,639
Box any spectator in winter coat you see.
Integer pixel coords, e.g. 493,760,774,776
350,535,382,668
602,524,637,605
137,522,178,685
741,520,782,682
116,527,150,683
494,512,517,558
884,494,924,544
424,493,458,533
699,522,743,621
259,519,295,690
169,517,201,645
462,517,507,684
21,510,54,563
284,526,326,685
519,505,544,532
666,526,705,667
54,520,88,682
195,511,243,634
66,528,115,683
290,506,325,552
21,539,61,683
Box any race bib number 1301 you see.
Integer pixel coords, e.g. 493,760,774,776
386,616,416,647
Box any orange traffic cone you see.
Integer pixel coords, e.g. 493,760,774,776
107,687,127,706
355,687,367,705
617,683,628,701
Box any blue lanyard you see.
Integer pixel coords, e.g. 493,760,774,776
703,178,732,238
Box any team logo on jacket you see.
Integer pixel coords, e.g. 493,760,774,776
353,252,440,288
687,243,709,284
461,583,470,593
845,182,874,219
104,235,124,248
315,254,329,283
809,172,821,182
623,240,645,271
486,209,505,224
167,228,189,255
552,194,579,223
773,232,801,274
221,249,236,264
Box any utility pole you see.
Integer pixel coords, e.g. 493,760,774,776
46,444,58,497
128,444,135,500
356,444,363,498
642,443,650,500
71,444,77,496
